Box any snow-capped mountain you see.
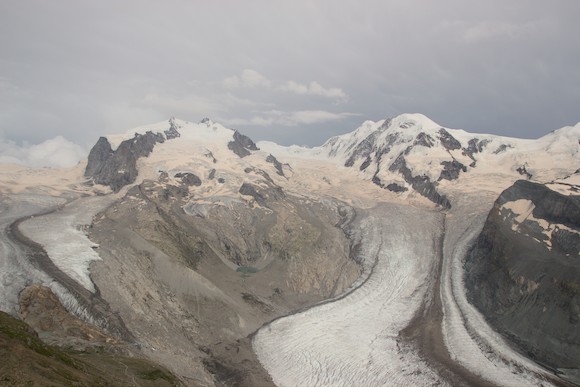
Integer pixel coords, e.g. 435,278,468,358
84,117,265,192
316,113,579,207
84,113,579,209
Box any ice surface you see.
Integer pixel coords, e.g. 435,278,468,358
19,195,114,292
254,192,561,386
0,193,67,314
253,204,446,386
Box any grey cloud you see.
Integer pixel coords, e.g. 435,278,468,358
222,69,348,101
225,110,358,127
279,81,348,101
0,0,578,154
222,69,272,89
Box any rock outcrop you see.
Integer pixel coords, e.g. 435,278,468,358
228,130,259,158
388,153,452,209
266,154,285,177
464,180,580,371
84,131,166,192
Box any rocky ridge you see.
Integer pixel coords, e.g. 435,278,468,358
465,178,580,377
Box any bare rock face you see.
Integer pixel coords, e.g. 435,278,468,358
439,160,467,181
344,131,382,168
84,131,166,192
164,118,181,140
266,154,285,177
388,153,452,209
463,138,490,161
174,172,202,187
18,284,119,349
438,128,462,151
84,137,113,177
464,180,580,371
228,130,259,158
414,132,435,148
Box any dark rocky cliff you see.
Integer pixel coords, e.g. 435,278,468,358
84,131,165,192
85,121,260,191
228,130,259,158
464,180,580,372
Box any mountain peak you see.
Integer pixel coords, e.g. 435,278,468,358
316,113,579,208
85,118,259,192
388,113,442,132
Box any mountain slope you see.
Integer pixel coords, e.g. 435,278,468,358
0,309,181,387
465,176,580,375
84,117,260,192
315,113,579,207
78,117,361,384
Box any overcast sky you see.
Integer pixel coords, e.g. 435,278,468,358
1,0,579,166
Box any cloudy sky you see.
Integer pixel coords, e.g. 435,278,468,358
1,0,579,167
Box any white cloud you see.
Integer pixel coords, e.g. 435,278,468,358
0,136,87,168
222,69,272,89
280,80,348,101
225,110,358,127
242,69,272,88
221,75,240,89
459,21,540,43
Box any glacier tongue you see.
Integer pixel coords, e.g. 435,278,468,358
253,203,446,386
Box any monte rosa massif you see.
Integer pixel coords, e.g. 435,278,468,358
0,113,578,386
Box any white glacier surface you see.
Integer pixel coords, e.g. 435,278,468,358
253,198,560,386
253,203,446,386
19,195,114,292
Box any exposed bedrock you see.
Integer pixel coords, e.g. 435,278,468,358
438,128,462,151
266,154,285,177
228,130,259,158
87,177,360,385
84,131,166,192
464,180,580,372
388,153,452,209
439,160,467,181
